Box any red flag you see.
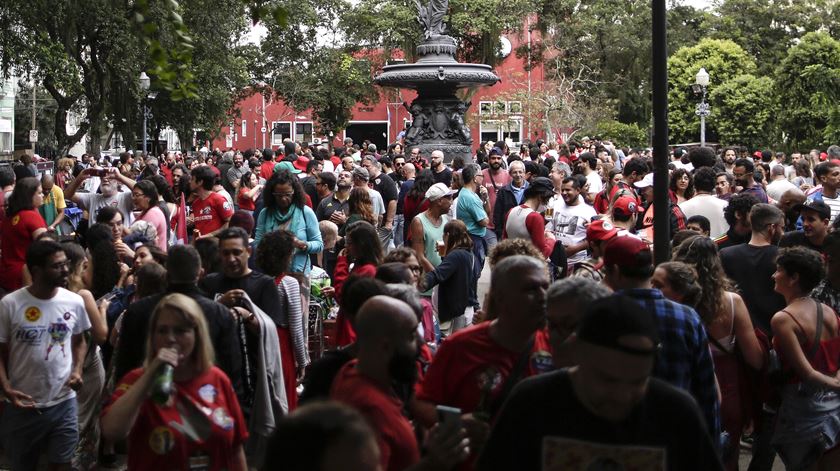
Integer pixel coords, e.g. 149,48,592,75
173,193,187,244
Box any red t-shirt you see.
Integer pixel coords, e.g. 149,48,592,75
331,360,420,471
417,322,552,417
0,209,46,291
237,188,256,211
104,366,248,471
259,161,275,181
192,193,234,236
332,256,377,347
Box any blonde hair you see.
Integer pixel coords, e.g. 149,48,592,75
145,293,214,373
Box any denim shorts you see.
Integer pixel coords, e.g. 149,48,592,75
772,384,840,470
0,397,79,470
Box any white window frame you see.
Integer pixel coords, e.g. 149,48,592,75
479,118,524,146
508,101,522,115
272,121,292,146
294,121,314,144
479,101,493,116
240,120,246,137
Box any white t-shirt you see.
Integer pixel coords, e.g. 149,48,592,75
77,191,134,225
678,194,730,239
0,288,90,407
585,172,603,195
766,178,797,202
822,194,840,224
367,188,385,220
548,197,597,264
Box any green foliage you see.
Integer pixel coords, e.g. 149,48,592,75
341,0,537,66
667,39,755,144
774,32,840,149
260,0,377,139
580,120,649,149
708,74,774,149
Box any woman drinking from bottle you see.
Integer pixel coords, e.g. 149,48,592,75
101,293,248,471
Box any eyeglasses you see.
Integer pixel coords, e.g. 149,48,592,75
273,191,295,198
407,265,422,273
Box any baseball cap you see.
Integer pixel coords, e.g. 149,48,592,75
528,177,555,196
612,195,643,217
292,155,309,172
633,173,654,189
577,295,660,355
352,166,370,181
274,161,301,175
603,235,651,268
586,219,619,242
795,200,831,220
425,183,456,201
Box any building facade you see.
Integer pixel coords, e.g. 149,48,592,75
213,26,549,154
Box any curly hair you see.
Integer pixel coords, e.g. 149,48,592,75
255,229,296,277
656,261,702,308
348,187,375,225
672,235,733,324
776,246,825,294
723,193,759,227
488,238,545,269
263,170,306,210
669,168,695,199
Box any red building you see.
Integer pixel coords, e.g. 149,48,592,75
213,23,548,154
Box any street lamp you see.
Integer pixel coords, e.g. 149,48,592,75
138,72,157,155
692,67,711,147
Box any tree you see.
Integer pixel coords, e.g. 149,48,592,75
774,32,840,149
705,0,838,77
708,74,774,149
588,120,649,149
667,38,756,144
260,0,378,144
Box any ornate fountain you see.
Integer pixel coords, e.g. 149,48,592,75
374,0,500,163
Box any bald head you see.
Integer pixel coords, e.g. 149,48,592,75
403,163,416,177
778,188,806,213
488,255,549,330
490,255,546,291
355,295,418,345
41,173,54,191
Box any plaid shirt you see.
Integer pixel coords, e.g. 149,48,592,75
620,288,721,443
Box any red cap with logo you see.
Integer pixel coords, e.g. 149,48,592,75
587,219,619,242
612,195,643,218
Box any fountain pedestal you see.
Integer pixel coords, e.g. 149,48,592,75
374,27,500,163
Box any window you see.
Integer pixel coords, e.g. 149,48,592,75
494,101,506,115
508,101,522,114
479,118,523,146
480,120,499,143
479,101,493,115
295,122,313,143
272,122,291,145
0,119,11,153
241,120,247,137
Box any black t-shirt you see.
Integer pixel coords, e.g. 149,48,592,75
298,347,354,405
779,230,823,253
720,243,786,335
432,166,453,187
371,172,399,206
315,193,349,224
301,175,320,209
199,271,283,323
477,369,722,471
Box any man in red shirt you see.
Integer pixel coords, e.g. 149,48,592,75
331,295,468,471
190,166,234,239
415,255,551,454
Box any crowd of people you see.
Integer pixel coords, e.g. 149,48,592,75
0,137,839,470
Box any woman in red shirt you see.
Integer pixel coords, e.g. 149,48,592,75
236,172,262,215
101,294,248,471
329,221,384,346
0,177,46,292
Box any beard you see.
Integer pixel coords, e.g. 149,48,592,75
389,350,419,386
489,161,501,170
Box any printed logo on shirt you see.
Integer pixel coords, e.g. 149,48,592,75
198,384,217,404
200,207,212,215
45,321,70,360
530,350,554,374
188,453,211,470
14,325,47,346
11,215,19,225
222,201,232,211
476,366,503,396
211,407,234,431
149,426,176,455
24,306,41,322
542,436,666,470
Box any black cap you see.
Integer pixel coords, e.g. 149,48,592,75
528,177,555,196
795,200,831,220
577,295,660,355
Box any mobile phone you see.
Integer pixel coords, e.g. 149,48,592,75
436,405,462,429
89,168,106,177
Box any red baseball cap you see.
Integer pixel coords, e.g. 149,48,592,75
293,155,309,172
587,219,619,242
603,235,651,268
612,195,643,217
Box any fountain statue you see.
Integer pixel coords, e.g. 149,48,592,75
374,0,500,163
